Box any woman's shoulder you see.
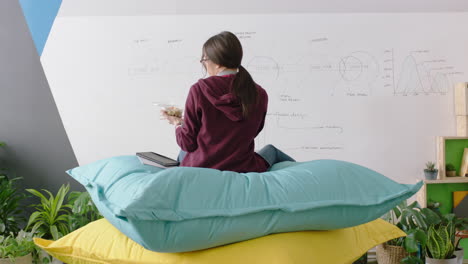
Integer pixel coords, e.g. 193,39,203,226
255,83,268,98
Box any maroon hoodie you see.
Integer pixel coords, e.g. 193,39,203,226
175,74,269,173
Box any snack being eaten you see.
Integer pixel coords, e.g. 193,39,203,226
164,106,183,118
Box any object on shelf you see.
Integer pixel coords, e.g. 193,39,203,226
453,191,468,218
437,136,468,180
447,163,457,177
424,161,439,180
460,148,468,177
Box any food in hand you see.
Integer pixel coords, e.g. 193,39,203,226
164,107,183,118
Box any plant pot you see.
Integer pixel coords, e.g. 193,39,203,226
376,244,410,264
0,254,33,264
454,248,464,264
424,170,439,180
425,255,458,264
38,250,63,264
446,171,457,177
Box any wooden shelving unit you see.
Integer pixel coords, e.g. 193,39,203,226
437,136,468,179
416,177,468,208
425,178,468,184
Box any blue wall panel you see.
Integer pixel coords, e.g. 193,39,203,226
18,0,62,56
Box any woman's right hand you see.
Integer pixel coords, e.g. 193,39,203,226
161,108,184,126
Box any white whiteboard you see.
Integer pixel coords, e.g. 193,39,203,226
42,13,468,183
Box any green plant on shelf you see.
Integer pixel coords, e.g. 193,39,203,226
427,199,441,211
424,161,437,172
445,163,456,171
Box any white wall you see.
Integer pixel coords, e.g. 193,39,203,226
58,0,468,16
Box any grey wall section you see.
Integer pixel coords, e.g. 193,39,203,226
0,0,82,192
58,0,468,16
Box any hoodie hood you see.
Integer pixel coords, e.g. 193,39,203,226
198,75,244,121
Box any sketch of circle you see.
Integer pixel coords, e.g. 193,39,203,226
246,56,280,84
339,56,363,81
338,52,379,83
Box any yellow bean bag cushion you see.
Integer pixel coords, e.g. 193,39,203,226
35,218,405,264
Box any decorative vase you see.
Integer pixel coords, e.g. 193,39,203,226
424,170,439,180
454,248,464,264
0,254,33,264
425,255,458,264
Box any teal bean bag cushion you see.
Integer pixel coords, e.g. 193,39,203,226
67,156,422,253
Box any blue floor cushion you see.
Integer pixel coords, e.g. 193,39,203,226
67,156,422,252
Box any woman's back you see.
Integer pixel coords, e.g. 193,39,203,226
176,74,269,172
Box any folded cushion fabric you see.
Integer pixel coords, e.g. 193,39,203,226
35,218,406,264
67,155,422,252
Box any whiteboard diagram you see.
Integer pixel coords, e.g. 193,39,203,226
395,52,452,95
42,13,468,183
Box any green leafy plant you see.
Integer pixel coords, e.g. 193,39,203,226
0,230,36,262
0,176,26,237
454,217,468,249
427,199,441,211
426,221,455,259
26,184,72,240
432,212,468,250
424,161,437,172
445,163,456,171
67,191,102,232
0,142,9,180
382,201,441,264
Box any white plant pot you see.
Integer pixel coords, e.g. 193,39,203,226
426,256,458,264
0,254,33,264
454,248,464,264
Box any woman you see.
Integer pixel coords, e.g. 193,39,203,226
162,31,294,172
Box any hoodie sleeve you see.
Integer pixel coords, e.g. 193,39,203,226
176,85,201,152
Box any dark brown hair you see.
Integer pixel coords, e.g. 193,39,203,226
202,31,258,118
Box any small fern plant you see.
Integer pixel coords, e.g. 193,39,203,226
26,184,72,240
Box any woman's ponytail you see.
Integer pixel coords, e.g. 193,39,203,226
232,65,258,119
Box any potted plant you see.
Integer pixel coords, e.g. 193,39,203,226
67,191,102,232
0,177,26,237
378,201,439,264
454,230,466,264
26,184,72,240
0,230,36,264
424,162,439,180
26,185,73,264
453,217,468,264
427,199,441,213
425,221,457,264
445,164,457,177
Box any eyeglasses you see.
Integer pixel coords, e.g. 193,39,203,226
200,58,210,63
